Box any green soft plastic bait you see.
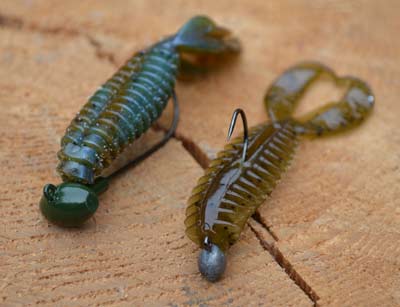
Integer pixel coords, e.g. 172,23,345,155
40,16,240,227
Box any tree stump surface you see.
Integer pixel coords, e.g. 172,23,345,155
0,1,399,306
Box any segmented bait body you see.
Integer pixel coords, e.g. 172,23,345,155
55,14,241,185
186,121,298,251
185,62,374,281
40,16,240,227
58,42,179,184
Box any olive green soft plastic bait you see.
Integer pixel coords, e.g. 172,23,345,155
185,62,375,281
40,16,240,227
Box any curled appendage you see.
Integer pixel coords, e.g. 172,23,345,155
198,237,226,282
173,15,240,74
295,76,375,137
264,62,332,122
264,62,375,137
174,15,240,55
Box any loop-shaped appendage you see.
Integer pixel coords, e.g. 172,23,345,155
173,15,240,55
264,62,375,137
294,76,375,137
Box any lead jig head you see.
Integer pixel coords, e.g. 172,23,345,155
39,181,105,227
198,237,226,282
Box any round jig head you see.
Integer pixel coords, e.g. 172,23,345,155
198,237,227,282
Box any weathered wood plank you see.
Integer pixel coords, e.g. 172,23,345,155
1,1,399,305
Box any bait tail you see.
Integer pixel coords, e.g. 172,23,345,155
173,15,240,67
294,76,374,137
264,62,375,137
264,62,330,122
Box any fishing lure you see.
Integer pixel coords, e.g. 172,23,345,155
40,16,240,227
185,62,375,281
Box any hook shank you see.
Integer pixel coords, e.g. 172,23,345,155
227,108,249,162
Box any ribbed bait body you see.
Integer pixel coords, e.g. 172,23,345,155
186,121,297,251
58,42,179,184
185,62,375,281
40,15,240,227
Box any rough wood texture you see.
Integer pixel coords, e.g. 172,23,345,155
0,1,399,306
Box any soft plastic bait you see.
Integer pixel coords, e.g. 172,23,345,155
40,16,240,227
185,62,374,281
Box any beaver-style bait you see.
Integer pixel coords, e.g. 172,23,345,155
185,62,374,281
40,16,240,227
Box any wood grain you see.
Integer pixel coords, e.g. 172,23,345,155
0,0,399,306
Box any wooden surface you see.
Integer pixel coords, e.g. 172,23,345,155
0,1,399,306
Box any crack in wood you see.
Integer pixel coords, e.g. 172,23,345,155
252,210,279,241
249,222,320,306
84,34,118,67
0,13,117,67
173,132,210,169
153,123,210,169
0,13,23,28
0,13,79,36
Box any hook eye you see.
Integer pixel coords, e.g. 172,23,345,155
43,184,57,200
